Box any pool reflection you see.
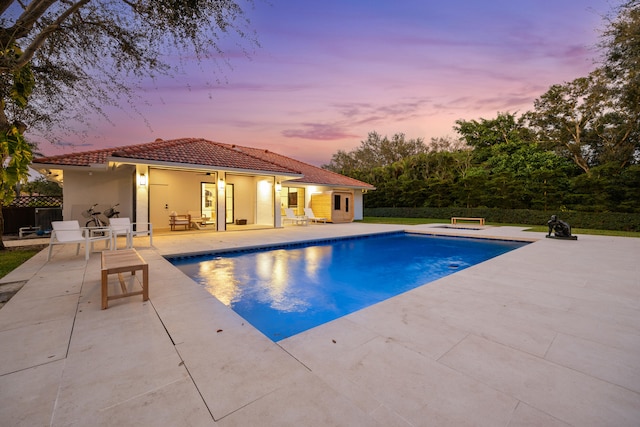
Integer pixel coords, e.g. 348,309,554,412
304,245,330,281
201,246,334,314
198,258,239,306
257,251,292,311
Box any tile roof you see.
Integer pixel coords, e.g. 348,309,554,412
33,138,374,189
33,138,298,175
233,144,375,189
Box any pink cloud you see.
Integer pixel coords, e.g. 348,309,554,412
282,123,358,140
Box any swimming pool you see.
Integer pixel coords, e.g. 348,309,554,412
170,232,528,341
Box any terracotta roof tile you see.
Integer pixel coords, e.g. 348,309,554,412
33,146,114,166
232,145,375,189
33,138,374,189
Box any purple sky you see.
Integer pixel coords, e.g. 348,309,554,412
38,0,614,166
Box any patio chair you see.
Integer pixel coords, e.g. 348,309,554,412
304,208,327,224
47,220,112,261
109,217,153,249
169,213,190,230
283,208,308,226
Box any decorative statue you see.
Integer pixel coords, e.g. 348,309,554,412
546,215,577,240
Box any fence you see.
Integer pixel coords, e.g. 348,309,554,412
2,196,63,235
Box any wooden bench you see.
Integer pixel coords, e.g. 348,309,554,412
101,249,148,309
451,217,485,226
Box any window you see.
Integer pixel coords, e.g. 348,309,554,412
281,187,305,215
334,194,341,210
201,182,216,221
288,191,298,206
345,197,349,213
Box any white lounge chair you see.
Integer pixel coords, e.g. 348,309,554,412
283,208,308,226
188,210,214,229
109,217,153,249
47,220,112,261
304,208,327,223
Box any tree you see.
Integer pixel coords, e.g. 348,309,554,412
322,149,360,176
0,0,255,248
323,131,428,173
0,43,33,249
454,112,532,162
0,1,256,136
0,123,32,248
482,139,574,210
22,175,62,196
527,1,640,174
527,69,638,175
600,0,640,160
455,112,575,210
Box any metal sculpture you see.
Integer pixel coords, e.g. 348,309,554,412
546,215,577,240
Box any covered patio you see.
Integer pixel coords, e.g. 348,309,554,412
31,138,375,234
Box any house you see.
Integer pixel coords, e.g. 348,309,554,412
31,138,375,231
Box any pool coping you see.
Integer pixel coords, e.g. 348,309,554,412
168,230,532,342
164,228,540,260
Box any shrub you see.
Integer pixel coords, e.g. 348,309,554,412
363,207,640,232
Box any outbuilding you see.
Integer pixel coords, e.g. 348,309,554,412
32,138,375,231
310,191,354,223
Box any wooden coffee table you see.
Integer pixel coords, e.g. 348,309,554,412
101,249,149,309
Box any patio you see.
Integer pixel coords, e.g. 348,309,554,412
1,223,639,426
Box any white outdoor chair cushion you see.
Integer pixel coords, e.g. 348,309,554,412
304,208,327,223
283,208,308,226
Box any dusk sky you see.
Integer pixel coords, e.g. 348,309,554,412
38,0,615,166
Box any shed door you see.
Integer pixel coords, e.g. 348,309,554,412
332,192,354,222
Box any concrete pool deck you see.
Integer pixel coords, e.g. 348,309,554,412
1,223,639,426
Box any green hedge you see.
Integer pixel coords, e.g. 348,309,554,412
363,207,640,232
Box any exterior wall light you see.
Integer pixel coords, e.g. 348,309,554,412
139,173,147,186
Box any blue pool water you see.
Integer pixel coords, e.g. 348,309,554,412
170,233,527,341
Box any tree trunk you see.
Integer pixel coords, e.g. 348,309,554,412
0,108,9,251
0,202,6,250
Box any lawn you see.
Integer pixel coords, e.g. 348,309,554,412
0,245,47,308
0,246,46,279
361,217,640,238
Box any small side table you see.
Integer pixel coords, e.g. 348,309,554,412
101,249,149,309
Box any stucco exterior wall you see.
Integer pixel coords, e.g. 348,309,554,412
255,177,274,226
59,165,366,231
63,167,134,224
148,169,210,229
353,190,364,220
227,174,255,224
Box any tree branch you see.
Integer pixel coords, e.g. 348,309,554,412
16,0,91,68
0,0,17,17
9,0,57,39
